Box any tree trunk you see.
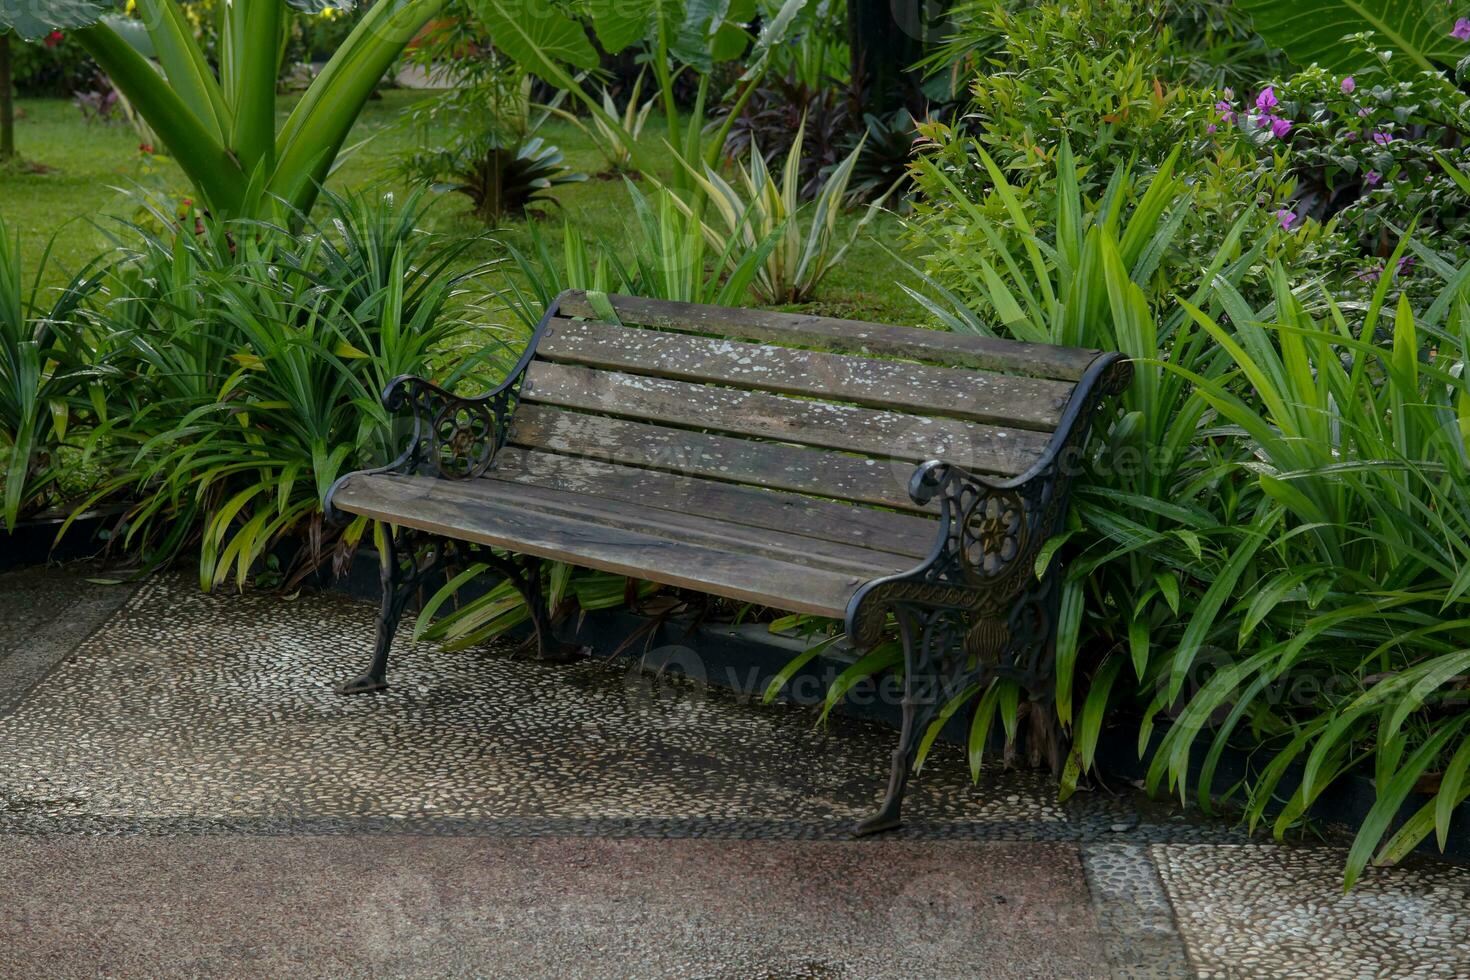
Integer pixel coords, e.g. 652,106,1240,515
0,31,14,163
847,0,934,116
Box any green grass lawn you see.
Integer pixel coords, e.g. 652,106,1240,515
0,88,920,326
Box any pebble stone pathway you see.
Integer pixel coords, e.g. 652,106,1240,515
1,565,1468,978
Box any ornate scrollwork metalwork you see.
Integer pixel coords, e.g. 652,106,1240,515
845,456,1067,655
962,489,1027,579
385,376,510,481
323,297,567,524
846,352,1124,658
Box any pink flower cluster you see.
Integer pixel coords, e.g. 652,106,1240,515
1253,87,1293,138
1211,87,1293,139
1210,87,1293,139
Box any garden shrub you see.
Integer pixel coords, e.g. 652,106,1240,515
898,139,1470,884
904,0,1341,320
715,70,863,201
9,29,92,96
958,0,1201,180
1144,260,1470,887
888,0,1470,878
75,191,502,587
0,219,108,529
1207,43,1470,288
397,8,587,225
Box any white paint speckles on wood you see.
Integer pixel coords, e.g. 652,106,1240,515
518,363,1050,477
537,318,1072,430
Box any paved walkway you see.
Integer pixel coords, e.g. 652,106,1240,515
1,566,1468,978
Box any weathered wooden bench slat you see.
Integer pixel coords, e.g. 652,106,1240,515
519,361,1050,475
508,405,936,512
418,475,916,578
537,317,1071,431
489,449,936,560
555,291,1102,381
332,474,864,617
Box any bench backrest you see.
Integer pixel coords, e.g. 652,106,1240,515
501,291,1111,514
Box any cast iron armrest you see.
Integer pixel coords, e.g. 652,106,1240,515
321,374,518,522
844,458,1047,650
376,373,519,481
366,292,575,482
844,351,1131,653
323,297,572,522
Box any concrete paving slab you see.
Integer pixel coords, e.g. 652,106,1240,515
9,566,1470,978
0,836,1103,979
0,562,138,716
1153,844,1470,978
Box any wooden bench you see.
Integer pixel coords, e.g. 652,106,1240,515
325,290,1131,833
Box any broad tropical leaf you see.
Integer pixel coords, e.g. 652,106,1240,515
586,0,655,53
1236,0,1467,77
469,0,600,76
743,0,810,77
0,0,107,39
671,0,755,71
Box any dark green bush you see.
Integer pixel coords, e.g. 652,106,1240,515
75,190,502,586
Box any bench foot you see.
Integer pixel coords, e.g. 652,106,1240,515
498,553,585,665
338,525,447,695
343,530,583,690
523,638,590,664
854,750,910,835
336,673,389,695
853,810,904,836
852,607,949,836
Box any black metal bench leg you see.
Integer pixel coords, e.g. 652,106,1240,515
338,526,445,695
475,552,586,664
516,556,587,663
854,607,944,836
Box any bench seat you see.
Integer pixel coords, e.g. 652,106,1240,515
333,463,920,619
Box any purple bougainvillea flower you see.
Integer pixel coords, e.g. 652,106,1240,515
1341,76,1356,94
1276,209,1298,230
1372,131,1393,145
1343,130,1358,141
1398,256,1417,274
1365,170,1382,185
1271,116,1293,138
1206,123,1217,133
1452,18,1470,40
1256,86,1278,111
1214,100,1236,123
